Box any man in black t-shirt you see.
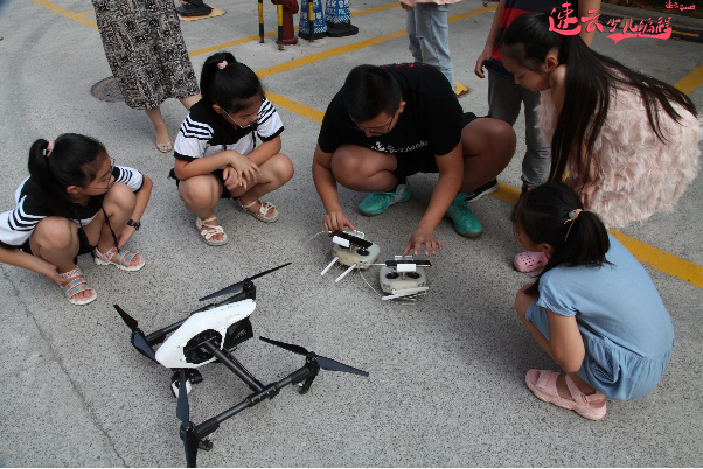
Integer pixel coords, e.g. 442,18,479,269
312,63,516,255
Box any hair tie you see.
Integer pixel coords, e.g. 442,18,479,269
564,208,582,241
217,61,228,70
44,139,55,157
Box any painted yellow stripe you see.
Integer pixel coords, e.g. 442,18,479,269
610,232,703,289
448,4,498,23
266,92,325,123
257,30,407,77
672,29,699,37
675,62,703,95
31,0,97,29
256,5,497,78
351,2,400,16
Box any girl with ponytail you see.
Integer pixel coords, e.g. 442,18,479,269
501,13,700,273
513,183,674,420
172,52,293,246
0,134,153,305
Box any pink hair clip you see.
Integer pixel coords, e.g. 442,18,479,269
217,61,228,70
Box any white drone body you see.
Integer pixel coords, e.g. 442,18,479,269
379,256,430,301
155,299,256,369
321,230,381,282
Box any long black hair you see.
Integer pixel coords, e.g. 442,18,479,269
502,13,697,188
200,52,264,113
342,64,402,123
513,182,610,296
28,133,107,209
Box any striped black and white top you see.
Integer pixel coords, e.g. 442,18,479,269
173,98,284,162
0,166,144,248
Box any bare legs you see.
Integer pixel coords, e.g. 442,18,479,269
145,93,202,152
328,117,515,194
28,183,141,301
514,288,600,399
178,153,294,242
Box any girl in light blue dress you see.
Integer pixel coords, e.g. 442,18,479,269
513,183,674,420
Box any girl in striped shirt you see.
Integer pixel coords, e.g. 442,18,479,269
0,134,153,305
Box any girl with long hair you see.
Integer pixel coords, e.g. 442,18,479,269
501,13,700,272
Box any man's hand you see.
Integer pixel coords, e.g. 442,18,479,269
403,226,442,256
323,210,356,232
399,0,413,10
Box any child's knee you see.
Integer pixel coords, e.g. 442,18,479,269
33,217,77,250
272,153,294,183
105,182,136,212
179,176,219,205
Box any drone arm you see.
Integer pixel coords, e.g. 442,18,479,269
201,342,266,392
194,363,318,438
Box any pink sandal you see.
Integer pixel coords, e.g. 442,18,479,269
57,268,97,306
94,246,145,272
525,369,607,421
514,251,549,273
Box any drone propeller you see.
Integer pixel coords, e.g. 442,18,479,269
114,305,156,360
199,263,292,301
176,370,199,468
259,336,369,377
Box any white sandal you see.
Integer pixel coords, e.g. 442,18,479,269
195,216,228,246
236,199,279,223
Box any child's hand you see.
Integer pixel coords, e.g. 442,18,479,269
226,151,260,187
222,167,243,191
118,225,136,248
474,46,492,79
35,260,62,283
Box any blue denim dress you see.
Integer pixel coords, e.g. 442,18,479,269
526,235,674,400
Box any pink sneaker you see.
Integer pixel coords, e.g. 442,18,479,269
525,369,607,421
514,251,549,273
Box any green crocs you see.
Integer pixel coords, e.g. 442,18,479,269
359,183,411,216
446,193,483,238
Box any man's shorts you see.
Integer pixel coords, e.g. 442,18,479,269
394,111,478,179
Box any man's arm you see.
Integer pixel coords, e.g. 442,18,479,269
312,144,355,231
403,144,463,255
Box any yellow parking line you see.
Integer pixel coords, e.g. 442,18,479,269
675,63,703,95
256,5,496,78
31,0,97,29
266,91,325,123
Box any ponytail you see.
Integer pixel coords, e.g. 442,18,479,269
513,182,610,296
502,13,697,188
28,133,107,209
200,52,264,112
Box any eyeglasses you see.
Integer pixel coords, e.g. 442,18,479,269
350,112,397,136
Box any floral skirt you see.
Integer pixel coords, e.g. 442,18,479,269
92,0,200,110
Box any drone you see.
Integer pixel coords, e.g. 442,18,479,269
115,263,369,468
320,230,432,301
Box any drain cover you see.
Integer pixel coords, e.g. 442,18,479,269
91,77,124,103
